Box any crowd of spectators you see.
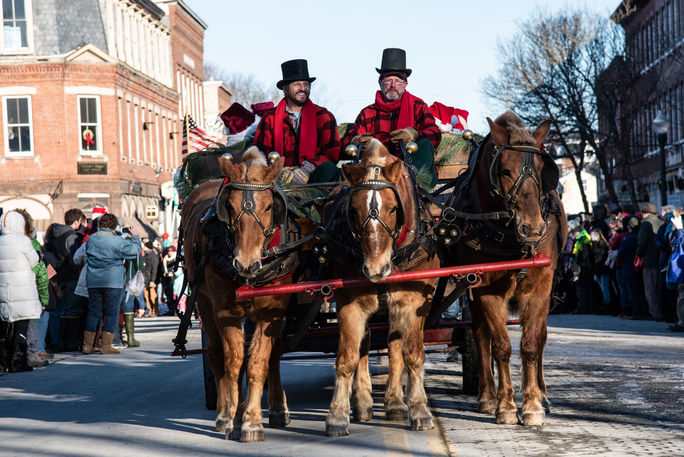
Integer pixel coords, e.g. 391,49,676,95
559,202,684,332
0,206,182,373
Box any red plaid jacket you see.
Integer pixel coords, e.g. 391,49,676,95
341,95,442,157
253,104,340,166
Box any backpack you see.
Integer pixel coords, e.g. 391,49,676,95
666,229,684,285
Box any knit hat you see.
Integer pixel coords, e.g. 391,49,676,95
91,206,108,220
640,202,657,214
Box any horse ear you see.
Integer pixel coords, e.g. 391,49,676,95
342,164,365,185
533,120,552,148
264,156,285,182
383,160,403,183
487,117,509,146
219,157,240,182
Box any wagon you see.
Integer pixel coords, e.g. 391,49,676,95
171,130,551,409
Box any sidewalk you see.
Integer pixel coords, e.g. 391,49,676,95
424,314,684,457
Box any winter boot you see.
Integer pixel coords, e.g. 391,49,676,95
123,314,140,347
82,331,96,354
8,342,33,372
100,332,120,354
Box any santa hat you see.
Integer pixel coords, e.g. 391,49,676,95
91,206,108,220
220,103,255,135
251,102,274,118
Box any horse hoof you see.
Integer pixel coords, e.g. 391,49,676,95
522,411,545,426
495,410,518,425
410,416,434,431
385,406,409,421
240,429,265,443
215,417,232,434
325,423,349,437
269,410,290,427
478,400,497,415
226,428,241,441
353,406,373,422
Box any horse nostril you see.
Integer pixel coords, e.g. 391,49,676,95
520,224,531,237
232,258,243,272
362,265,370,279
248,260,263,274
382,263,392,277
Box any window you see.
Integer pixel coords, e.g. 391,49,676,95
1,0,31,52
3,95,32,156
78,96,102,154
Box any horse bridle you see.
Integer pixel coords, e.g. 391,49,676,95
224,181,280,238
346,165,406,243
489,144,545,216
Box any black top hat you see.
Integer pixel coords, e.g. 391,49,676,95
277,59,316,89
376,48,412,77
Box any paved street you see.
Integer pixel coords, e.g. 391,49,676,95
0,314,682,456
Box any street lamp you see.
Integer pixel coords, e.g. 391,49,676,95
652,110,670,207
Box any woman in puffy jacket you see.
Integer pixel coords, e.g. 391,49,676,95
0,211,42,372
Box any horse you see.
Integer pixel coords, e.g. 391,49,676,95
181,147,297,442
324,139,440,436
438,111,567,426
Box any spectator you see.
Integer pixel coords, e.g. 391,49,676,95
82,214,141,355
610,215,631,317
121,227,145,346
636,202,664,320
161,246,177,316
590,227,611,314
0,211,42,372
44,208,85,351
14,209,50,368
572,226,594,314
143,240,160,317
618,216,647,319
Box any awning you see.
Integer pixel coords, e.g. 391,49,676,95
123,217,158,241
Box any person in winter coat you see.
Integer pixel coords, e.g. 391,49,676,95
617,216,647,319
0,211,42,372
636,202,664,319
142,241,160,317
83,214,141,355
590,227,611,314
161,246,177,316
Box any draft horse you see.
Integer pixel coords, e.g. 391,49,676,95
439,111,567,426
181,147,296,442
324,139,439,436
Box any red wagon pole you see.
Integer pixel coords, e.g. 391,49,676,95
235,254,550,300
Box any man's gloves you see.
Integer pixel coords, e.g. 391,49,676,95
279,160,314,185
351,133,373,146
389,127,418,144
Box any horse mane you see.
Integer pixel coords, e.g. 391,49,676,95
242,146,268,165
359,139,393,167
494,110,534,145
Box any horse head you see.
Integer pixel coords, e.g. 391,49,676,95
485,112,558,244
342,139,407,282
216,147,285,278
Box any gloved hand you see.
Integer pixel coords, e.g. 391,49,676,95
291,167,310,185
300,160,315,175
389,127,419,144
279,167,296,184
350,133,373,146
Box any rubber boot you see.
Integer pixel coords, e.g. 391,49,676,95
82,331,96,354
124,314,140,347
100,332,120,354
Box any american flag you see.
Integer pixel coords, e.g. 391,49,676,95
181,115,218,160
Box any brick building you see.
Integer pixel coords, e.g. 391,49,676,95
0,0,224,237
602,0,684,209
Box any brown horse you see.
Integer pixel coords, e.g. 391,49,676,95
325,139,439,436
440,111,567,426
181,147,295,442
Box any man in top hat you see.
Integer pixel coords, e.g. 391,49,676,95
341,48,442,188
253,59,340,183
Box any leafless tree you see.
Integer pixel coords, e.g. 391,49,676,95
482,5,681,211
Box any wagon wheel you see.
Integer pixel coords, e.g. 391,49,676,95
201,326,217,410
461,304,480,395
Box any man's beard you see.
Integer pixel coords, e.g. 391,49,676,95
286,91,309,106
382,87,404,101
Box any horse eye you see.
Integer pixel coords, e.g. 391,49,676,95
501,169,513,178
390,207,398,214
265,205,272,212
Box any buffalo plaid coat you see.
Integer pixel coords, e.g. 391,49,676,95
341,95,442,157
253,105,340,167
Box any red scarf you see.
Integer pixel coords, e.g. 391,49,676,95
372,90,416,129
274,98,318,161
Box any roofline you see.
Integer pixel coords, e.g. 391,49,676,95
135,0,165,20
154,0,207,30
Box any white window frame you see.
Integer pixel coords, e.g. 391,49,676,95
2,95,33,157
0,0,34,54
77,95,103,156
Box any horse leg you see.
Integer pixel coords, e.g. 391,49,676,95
239,313,284,442
470,299,497,415
216,316,244,437
519,294,550,426
352,326,373,421
479,293,517,424
397,291,433,431
326,300,368,437
539,354,551,413
267,335,290,427
384,326,408,421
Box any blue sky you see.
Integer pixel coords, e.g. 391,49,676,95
188,0,622,133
